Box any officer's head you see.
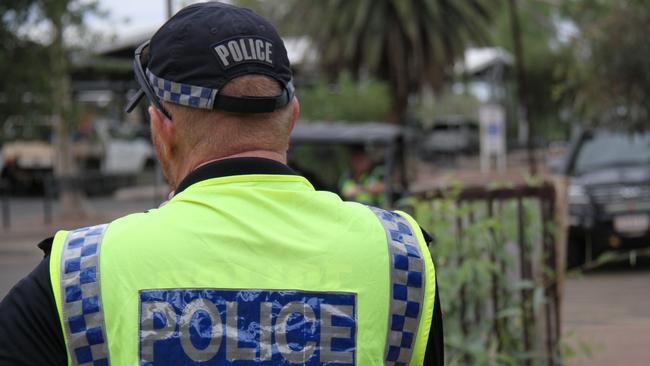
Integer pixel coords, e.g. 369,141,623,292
126,2,298,188
350,144,372,175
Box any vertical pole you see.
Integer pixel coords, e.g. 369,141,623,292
517,196,532,366
541,196,554,366
548,187,561,365
166,0,173,19
44,175,53,225
508,0,536,175
1,180,9,229
49,3,85,218
456,201,471,364
398,135,409,195
487,199,502,350
468,208,482,326
384,142,397,208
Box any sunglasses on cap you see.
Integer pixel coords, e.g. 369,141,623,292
125,41,173,120
125,41,295,119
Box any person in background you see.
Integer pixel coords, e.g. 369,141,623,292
340,144,386,206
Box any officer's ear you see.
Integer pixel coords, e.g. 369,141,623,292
149,105,176,157
288,96,299,134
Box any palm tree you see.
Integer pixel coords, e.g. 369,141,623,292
290,0,494,123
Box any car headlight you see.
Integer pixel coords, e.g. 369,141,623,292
568,183,590,205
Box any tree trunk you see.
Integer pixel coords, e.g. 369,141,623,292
50,5,86,217
508,0,537,175
387,90,409,125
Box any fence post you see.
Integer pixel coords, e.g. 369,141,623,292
455,201,471,364
517,196,533,366
541,186,560,366
1,179,9,229
43,175,53,225
467,208,484,327
487,199,503,351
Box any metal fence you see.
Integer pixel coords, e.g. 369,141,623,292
407,182,562,366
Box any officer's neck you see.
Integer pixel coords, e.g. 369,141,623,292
171,150,287,190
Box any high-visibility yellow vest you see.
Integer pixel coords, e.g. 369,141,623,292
49,174,436,365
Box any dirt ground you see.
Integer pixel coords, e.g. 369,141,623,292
562,268,650,366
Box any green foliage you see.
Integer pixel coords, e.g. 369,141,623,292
399,190,561,365
488,1,576,141
559,0,650,129
231,0,294,35
0,1,52,123
482,0,650,136
0,0,100,134
298,74,391,122
287,0,494,122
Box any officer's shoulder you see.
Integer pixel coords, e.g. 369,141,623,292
419,226,434,245
37,236,55,256
104,209,160,236
365,207,435,245
55,210,158,245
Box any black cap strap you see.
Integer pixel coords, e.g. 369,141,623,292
213,82,294,113
127,56,294,115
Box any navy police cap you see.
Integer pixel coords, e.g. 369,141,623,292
126,1,294,115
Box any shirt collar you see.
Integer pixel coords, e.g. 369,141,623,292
175,157,298,195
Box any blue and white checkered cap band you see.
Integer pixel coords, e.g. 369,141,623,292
59,224,110,366
369,207,426,366
146,69,218,109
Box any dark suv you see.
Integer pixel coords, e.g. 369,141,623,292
565,129,650,267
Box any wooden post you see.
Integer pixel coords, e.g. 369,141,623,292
517,197,533,366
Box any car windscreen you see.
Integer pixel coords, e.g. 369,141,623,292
574,131,650,174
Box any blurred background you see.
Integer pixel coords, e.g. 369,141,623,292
1,0,650,365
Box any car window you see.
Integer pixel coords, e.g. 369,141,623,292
574,132,650,174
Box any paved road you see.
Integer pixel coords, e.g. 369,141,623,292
563,268,650,365
0,196,156,296
0,235,44,297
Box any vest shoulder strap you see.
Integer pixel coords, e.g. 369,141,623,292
58,224,111,366
368,206,428,366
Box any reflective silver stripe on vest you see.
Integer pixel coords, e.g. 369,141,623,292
59,224,110,366
370,207,426,366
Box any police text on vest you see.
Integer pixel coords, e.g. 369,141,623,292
139,289,356,365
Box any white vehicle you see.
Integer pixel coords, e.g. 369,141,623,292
419,116,479,160
92,119,156,176
0,117,155,193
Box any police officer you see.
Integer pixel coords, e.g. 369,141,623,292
0,2,443,365
340,145,386,206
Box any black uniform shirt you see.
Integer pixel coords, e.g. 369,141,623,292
0,158,443,365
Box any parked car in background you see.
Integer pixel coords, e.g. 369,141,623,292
0,117,55,192
0,117,155,194
419,116,479,160
564,129,650,267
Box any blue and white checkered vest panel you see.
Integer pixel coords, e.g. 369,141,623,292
369,207,427,366
59,224,110,366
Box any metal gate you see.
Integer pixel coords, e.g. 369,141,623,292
405,182,561,365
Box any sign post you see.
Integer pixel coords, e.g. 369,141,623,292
479,104,507,173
